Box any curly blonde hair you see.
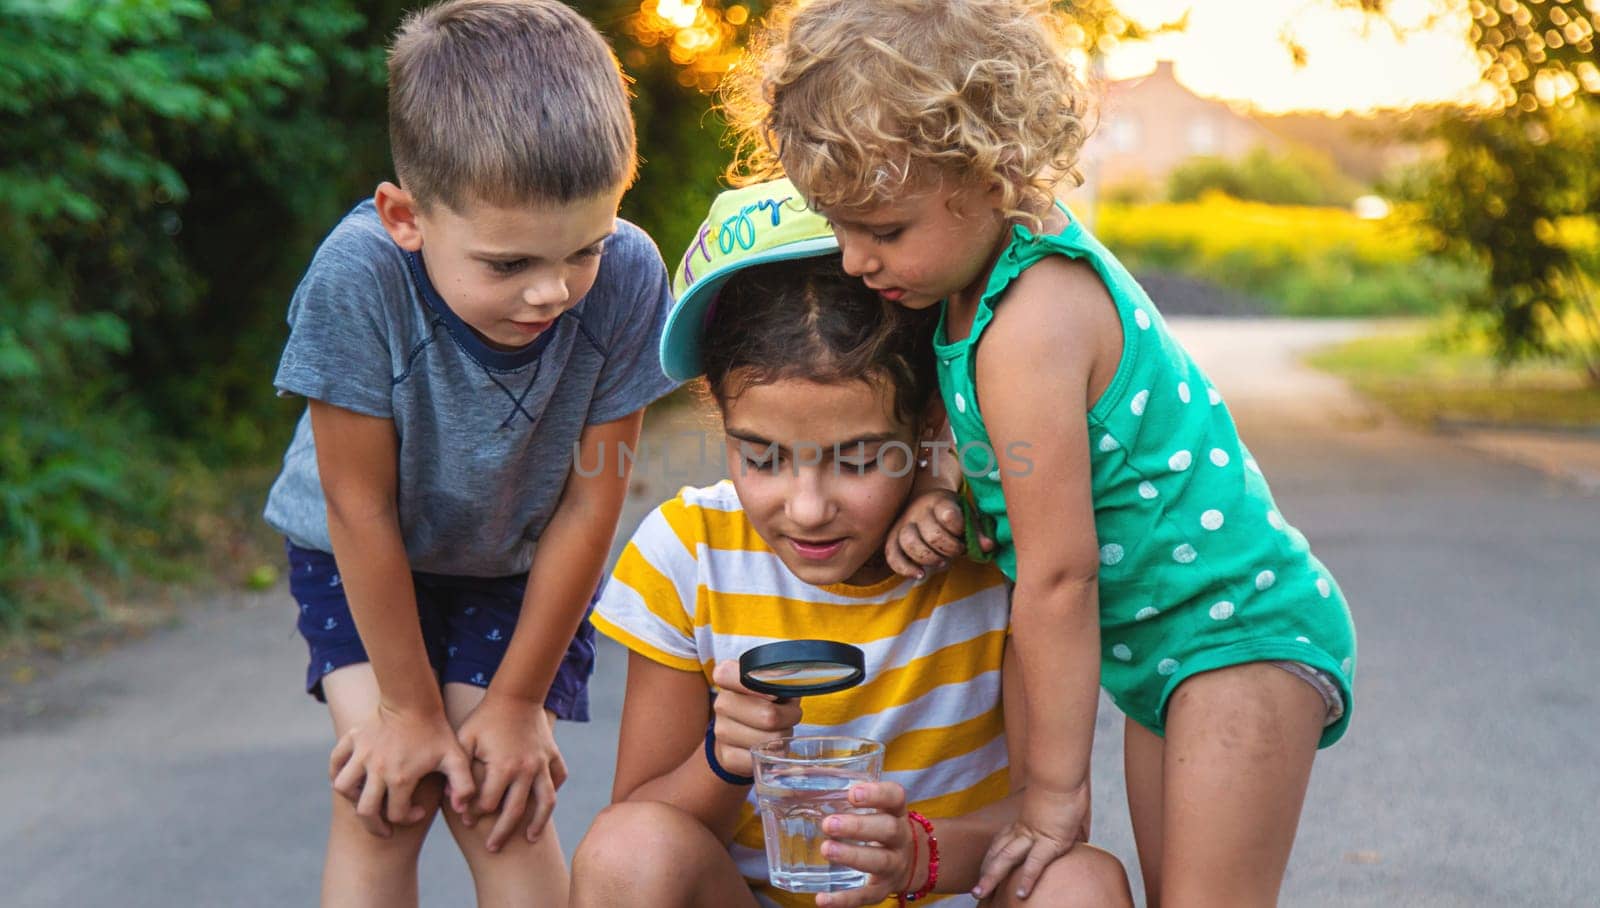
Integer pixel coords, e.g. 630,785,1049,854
722,0,1092,227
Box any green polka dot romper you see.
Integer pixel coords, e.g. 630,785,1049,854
934,209,1357,747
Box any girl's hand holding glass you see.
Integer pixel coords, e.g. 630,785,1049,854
813,781,922,908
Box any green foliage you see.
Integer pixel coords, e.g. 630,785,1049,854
1352,0,1600,381
1402,101,1600,381
1099,196,1485,317
1167,146,1364,207
0,0,754,632
0,0,397,629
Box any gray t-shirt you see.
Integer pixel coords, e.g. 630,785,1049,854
263,200,678,576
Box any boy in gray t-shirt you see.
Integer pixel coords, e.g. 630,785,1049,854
261,1,675,900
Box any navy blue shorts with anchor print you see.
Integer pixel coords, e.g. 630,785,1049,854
287,542,596,721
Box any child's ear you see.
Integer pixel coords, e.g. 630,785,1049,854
374,181,424,252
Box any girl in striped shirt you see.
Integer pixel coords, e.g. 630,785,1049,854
570,181,1130,908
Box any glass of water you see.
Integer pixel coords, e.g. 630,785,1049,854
751,735,885,894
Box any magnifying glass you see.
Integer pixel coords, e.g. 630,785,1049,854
739,639,866,698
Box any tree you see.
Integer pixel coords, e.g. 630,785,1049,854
1351,1,1600,380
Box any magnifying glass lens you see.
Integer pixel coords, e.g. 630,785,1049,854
746,661,860,687
739,640,866,697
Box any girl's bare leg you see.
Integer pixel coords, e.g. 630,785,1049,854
990,843,1134,908
1122,715,1166,901
570,800,760,908
1130,662,1325,908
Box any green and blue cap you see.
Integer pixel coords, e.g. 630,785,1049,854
662,177,839,382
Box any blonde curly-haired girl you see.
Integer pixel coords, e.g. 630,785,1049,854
726,2,1358,905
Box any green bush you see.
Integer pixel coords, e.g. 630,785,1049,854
1098,196,1485,317
0,0,391,629
1168,146,1365,208
0,0,737,634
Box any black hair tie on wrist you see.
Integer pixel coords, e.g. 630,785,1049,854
704,717,755,786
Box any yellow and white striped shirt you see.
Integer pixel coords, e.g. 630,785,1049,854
593,481,1013,907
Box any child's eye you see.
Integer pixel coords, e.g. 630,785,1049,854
838,459,877,475
572,242,607,261
488,258,529,275
741,455,781,473
870,228,903,243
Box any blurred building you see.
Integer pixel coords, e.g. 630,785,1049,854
1076,59,1429,201
1086,61,1285,189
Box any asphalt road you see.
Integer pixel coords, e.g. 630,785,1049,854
2,318,1596,906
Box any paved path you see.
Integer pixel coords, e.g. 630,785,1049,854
2,319,1597,906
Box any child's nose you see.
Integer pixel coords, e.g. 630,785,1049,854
784,468,836,528
838,238,878,278
523,277,568,307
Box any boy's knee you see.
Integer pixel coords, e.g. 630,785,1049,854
329,776,445,858
1001,845,1133,908
573,801,702,891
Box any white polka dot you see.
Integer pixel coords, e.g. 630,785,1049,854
1200,509,1224,530
1135,606,1160,621
1178,381,1191,403
1295,635,1311,644
1208,600,1235,620
1245,457,1262,475
1138,481,1159,500
987,469,1000,482
1255,570,1277,590
1267,510,1285,531
1317,578,1332,598
1157,658,1180,676
1134,309,1151,330
1131,390,1149,416
1209,448,1231,467
1341,657,1353,674
1208,387,1222,405
1100,543,1125,566
954,393,967,413
1172,543,1197,564
1098,434,1120,452
1112,643,1133,661
1168,450,1192,471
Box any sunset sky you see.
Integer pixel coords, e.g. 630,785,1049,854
1099,0,1489,113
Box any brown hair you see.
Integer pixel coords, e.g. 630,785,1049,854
387,0,637,211
702,255,937,426
723,0,1091,228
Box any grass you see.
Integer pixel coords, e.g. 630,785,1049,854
1307,321,1600,430
1096,195,1485,318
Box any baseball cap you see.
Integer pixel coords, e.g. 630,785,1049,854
661,177,839,382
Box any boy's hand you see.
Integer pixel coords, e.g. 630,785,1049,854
329,702,477,839
813,782,915,908
972,781,1091,901
708,660,803,778
455,691,567,853
886,489,993,579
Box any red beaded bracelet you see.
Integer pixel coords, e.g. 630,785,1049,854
898,810,939,903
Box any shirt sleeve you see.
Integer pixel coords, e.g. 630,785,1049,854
272,221,400,419
584,221,680,425
592,498,703,673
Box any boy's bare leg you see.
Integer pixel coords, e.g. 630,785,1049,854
570,801,760,908
440,683,569,908
320,665,440,908
990,844,1133,908
1128,662,1325,908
